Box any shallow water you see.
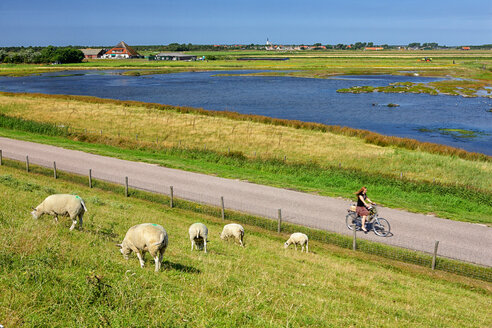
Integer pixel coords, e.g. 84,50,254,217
0,70,491,155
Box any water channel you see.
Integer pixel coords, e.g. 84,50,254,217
0,70,490,155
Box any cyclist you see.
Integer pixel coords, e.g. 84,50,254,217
355,186,374,232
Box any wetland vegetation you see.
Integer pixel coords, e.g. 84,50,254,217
337,80,492,98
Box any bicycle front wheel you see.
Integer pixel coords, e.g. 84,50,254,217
346,212,359,231
373,218,390,237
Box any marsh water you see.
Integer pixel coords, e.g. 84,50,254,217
0,70,491,155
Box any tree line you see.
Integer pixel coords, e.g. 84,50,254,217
0,46,84,64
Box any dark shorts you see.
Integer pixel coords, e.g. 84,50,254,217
356,206,369,217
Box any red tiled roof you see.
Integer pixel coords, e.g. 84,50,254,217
104,41,140,56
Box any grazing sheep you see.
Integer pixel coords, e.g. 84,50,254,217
31,194,87,231
116,223,168,272
189,223,208,253
284,232,309,253
220,223,244,247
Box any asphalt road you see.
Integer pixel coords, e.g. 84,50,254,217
1,137,490,267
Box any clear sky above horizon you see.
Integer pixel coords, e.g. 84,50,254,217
1,0,491,46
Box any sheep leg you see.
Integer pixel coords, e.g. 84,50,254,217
78,211,84,230
154,255,160,272
69,217,77,231
306,242,309,253
294,244,297,251
239,237,244,247
53,215,59,224
136,251,145,268
191,240,195,251
204,239,207,253
159,251,164,270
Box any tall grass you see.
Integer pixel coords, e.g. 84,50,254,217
0,113,69,136
2,91,489,162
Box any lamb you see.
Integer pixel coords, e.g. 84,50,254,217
188,223,208,253
284,232,309,253
220,223,244,247
116,223,168,272
31,194,87,231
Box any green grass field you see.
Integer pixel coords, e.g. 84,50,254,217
1,164,491,327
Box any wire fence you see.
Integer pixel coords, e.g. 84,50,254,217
1,150,490,282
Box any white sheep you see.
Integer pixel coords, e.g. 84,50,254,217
220,223,244,247
189,223,208,253
31,194,87,231
116,223,168,272
284,232,309,253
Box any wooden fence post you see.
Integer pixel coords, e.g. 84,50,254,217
125,177,129,197
26,156,29,172
89,169,92,188
53,161,57,179
170,186,174,208
352,224,357,250
432,241,440,270
277,209,282,233
221,196,225,220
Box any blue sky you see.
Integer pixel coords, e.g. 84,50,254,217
1,0,490,46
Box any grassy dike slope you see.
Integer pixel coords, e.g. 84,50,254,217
0,93,491,224
0,164,491,327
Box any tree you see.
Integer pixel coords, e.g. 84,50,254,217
353,42,367,50
40,45,57,62
52,48,84,63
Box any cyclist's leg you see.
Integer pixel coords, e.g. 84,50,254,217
361,215,368,231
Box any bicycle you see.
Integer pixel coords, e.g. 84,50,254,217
345,205,391,237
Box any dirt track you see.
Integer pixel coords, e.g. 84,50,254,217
1,137,490,266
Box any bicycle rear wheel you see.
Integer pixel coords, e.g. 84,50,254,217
346,212,359,231
373,218,390,237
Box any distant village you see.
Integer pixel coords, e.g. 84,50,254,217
78,40,482,62
0,40,486,65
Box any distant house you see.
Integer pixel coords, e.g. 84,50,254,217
364,47,384,51
153,53,197,61
461,46,471,50
81,48,105,59
102,41,140,59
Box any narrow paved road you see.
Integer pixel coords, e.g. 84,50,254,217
1,137,490,266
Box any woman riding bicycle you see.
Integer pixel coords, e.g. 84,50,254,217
355,186,374,232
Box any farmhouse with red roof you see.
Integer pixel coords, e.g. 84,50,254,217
102,41,140,59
